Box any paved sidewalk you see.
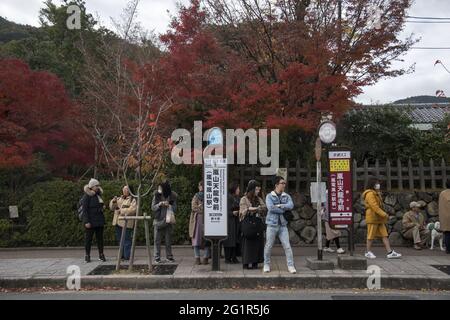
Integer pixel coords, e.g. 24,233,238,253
1,246,449,290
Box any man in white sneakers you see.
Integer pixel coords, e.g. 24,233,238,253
263,176,297,274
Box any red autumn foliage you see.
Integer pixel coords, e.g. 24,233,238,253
160,0,413,132
0,59,91,171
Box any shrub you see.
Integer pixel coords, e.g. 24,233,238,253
10,175,198,247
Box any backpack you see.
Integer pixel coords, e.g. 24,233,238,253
76,196,86,221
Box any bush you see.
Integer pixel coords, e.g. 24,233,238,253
8,175,199,247
0,219,12,247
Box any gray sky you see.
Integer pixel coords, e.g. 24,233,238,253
1,0,450,105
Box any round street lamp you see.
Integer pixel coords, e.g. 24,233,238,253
318,121,337,144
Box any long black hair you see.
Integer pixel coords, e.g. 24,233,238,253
246,180,260,206
161,180,172,198
229,182,240,196
367,177,380,190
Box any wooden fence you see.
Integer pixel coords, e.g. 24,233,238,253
235,158,449,193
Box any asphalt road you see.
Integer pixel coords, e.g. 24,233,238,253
1,289,450,300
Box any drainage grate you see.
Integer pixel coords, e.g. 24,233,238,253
430,265,450,275
88,264,177,275
332,295,418,300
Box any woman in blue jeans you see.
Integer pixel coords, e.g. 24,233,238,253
110,186,137,261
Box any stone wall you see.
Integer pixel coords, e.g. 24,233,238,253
286,191,441,246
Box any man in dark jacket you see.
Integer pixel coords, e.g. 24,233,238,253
81,178,106,263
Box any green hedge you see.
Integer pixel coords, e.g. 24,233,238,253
1,176,197,247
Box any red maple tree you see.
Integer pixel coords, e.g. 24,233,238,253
0,59,91,171
160,0,415,132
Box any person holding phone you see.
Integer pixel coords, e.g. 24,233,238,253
110,186,137,261
152,180,177,263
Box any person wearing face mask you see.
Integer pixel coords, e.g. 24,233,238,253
362,178,401,259
152,180,177,263
81,178,106,263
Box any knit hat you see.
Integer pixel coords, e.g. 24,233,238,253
409,201,421,209
88,178,100,189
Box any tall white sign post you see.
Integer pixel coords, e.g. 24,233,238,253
203,127,228,271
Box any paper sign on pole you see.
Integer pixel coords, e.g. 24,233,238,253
203,157,228,237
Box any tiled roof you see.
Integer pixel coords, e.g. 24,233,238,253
355,103,450,124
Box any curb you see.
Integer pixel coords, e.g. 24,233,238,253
1,274,449,290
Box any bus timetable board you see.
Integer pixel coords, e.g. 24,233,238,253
328,150,353,228
203,157,228,237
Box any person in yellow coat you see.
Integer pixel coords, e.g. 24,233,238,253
362,178,402,259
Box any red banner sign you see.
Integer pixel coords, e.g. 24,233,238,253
328,150,353,227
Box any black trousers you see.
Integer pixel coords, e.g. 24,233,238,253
224,246,237,261
445,231,450,253
85,226,104,256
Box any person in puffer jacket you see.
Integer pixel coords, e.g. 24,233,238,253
81,178,106,263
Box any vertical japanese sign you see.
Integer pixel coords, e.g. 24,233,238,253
328,150,353,227
204,157,228,237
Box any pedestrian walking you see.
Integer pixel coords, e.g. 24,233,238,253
363,178,401,259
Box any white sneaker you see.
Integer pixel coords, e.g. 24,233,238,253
365,251,376,259
336,248,345,254
288,266,297,274
387,250,402,259
323,247,335,253
263,264,270,273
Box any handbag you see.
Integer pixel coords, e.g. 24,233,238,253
165,205,176,225
241,214,265,240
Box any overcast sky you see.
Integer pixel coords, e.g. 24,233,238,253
1,0,450,105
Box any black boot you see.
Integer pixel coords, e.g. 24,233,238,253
85,255,91,263
99,253,106,262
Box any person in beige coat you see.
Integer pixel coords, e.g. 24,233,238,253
439,180,450,254
402,202,429,250
110,186,137,260
189,181,210,265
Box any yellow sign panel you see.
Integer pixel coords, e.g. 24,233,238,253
330,159,350,172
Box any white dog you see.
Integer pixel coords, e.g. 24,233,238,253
427,222,445,251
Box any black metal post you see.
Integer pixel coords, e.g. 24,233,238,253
211,238,220,271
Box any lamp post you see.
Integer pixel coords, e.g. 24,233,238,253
316,117,337,261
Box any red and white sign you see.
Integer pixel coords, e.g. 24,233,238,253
328,150,352,227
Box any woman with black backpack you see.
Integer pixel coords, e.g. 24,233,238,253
239,180,267,270
81,178,106,263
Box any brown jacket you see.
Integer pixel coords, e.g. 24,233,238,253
110,196,137,229
402,210,426,234
189,193,203,238
239,195,267,222
439,189,450,231
362,189,388,224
